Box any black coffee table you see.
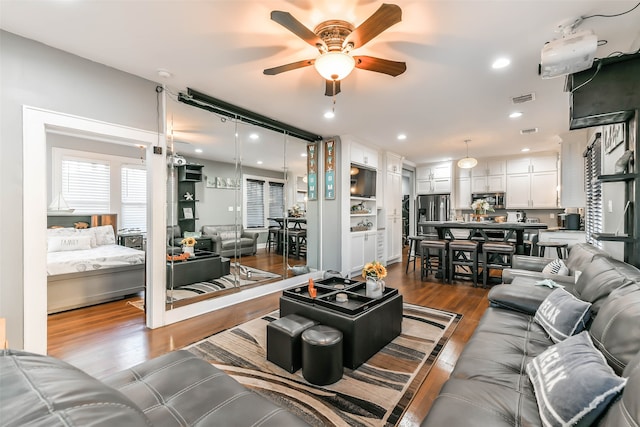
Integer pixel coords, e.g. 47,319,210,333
279,278,403,369
167,251,230,288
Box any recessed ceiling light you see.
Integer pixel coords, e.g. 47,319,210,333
157,68,172,78
249,133,259,140
194,148,203,153
521,148,530,152
397,133,407,140
509,112,523,118
256,160,263,165
492,58,511,69
324,111,335,119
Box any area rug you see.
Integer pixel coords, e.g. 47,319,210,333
166,264,280,303
186,303,461,426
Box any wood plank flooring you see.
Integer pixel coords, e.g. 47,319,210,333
47,249,490,426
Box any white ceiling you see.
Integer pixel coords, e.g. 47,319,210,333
2,0,639,169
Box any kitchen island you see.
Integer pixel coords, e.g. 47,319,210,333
418,221,548,254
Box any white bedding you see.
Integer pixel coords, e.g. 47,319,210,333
47,244,145,276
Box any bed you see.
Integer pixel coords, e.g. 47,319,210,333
47,214,145,314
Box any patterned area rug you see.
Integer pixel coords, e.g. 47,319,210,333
166,264,280,303
186,303,461,426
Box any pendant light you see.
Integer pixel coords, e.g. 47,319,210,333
457,139,478,169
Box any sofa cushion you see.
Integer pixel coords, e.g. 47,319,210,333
590,284,640,375
534,288,591,343
541,259,569,275
573,257,640,314
526,332,627,427
1,349,151,426
597,350,640,427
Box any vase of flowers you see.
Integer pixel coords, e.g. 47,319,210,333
470,199,494,221
362,261,387,299
181,236,196,257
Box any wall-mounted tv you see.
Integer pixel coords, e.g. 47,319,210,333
350,165,377,198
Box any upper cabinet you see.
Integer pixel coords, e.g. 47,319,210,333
471,158,506,192
351,141,379,169
505,153,558,208
506,154,557,174
416,161,452,194
386,152,403,175
472,158,506,177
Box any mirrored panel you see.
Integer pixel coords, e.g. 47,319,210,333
165,94,318,309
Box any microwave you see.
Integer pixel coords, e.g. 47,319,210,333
471,192,505,209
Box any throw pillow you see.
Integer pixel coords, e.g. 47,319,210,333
542,258,569,275
93,225,116,245
534,288,591,343
47,235,93,252
76,227,97,248
526,332,627,427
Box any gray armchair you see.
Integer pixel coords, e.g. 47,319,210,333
201,224,259,257
166,225,182,254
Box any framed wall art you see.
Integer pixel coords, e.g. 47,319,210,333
307,142,318,201
324,138,336,200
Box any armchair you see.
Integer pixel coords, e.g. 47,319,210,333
201,224,259,257
166,225,182,254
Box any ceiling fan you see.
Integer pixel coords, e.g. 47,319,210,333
263,3,407,96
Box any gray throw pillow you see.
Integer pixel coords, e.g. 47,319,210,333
527,332,627,427
534,288,591,343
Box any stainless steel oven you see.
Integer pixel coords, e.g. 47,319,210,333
471,192,505,210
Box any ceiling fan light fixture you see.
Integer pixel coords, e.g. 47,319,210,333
314,51,355,81
457,140,478,169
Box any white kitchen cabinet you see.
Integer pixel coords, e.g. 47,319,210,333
385,170,402,216
506,171,558,208
471,174,505,193
386,215,403,264
376,229,386,264
416,161,452,194
507,154,557,174
351,142,379,169
386,152,403,174
349,231,377,275
472,158,506,177
455,177,471,209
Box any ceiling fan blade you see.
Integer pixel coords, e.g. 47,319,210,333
263,59,315,75
345,3,402,49
324,80,341,96
270,11,326,50
354,56,406,76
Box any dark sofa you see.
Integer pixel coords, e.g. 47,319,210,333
1,349,309,426
421,246,640,426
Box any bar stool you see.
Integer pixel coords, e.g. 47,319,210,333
266,226,280,252
283,229,307,258
448,240,480,287
537,241,568,259
406,235,428,273
420,239,449,282
481,242,516,288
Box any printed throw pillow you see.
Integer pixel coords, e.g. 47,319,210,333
93,225,116,246
47,235,93,252
542,258,570,275
526,332,627,427
76,227,97,248
534,288,591,343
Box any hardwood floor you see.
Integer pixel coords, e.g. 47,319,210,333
47,249,490,426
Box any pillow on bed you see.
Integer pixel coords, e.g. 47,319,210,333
93,225,116,245
76,228,97,248
48,235,93,252
46,227,78,238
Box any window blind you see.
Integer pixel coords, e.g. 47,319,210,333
61,158,110,213
121,166,147,232
584,133,602,247
269,182,285,226
246,179,265,228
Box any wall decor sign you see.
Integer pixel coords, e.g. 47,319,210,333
206,176,240,189
603,123,625,153
307,142,318,201
324,138,336,200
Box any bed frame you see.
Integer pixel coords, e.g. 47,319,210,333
47,213,145,314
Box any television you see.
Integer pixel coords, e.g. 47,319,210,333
350,165,377,198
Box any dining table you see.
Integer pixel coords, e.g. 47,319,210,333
417,221,548,255
268,217,307,229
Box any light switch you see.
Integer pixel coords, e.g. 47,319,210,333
549,213,555,219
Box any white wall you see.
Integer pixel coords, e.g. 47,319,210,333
0,31,158,349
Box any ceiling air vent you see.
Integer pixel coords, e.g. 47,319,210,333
520,127,539,135
511,93,536,104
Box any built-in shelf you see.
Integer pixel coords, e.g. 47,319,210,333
178,199,200,203
350,196,376,202
350,213,376,217
597,173,637,182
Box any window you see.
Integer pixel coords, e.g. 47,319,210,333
584,133,602,247
244,176,285,228
121,166,147,232
60,157,110,213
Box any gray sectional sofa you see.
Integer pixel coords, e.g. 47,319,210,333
201,224,259,257
1,349,309,426
421,244,640,426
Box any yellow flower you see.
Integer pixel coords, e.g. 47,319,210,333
362,260,387,280
181,237,196,247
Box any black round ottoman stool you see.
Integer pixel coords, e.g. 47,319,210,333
301,325,343,385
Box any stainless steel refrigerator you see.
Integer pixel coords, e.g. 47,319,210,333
417,194,450,238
